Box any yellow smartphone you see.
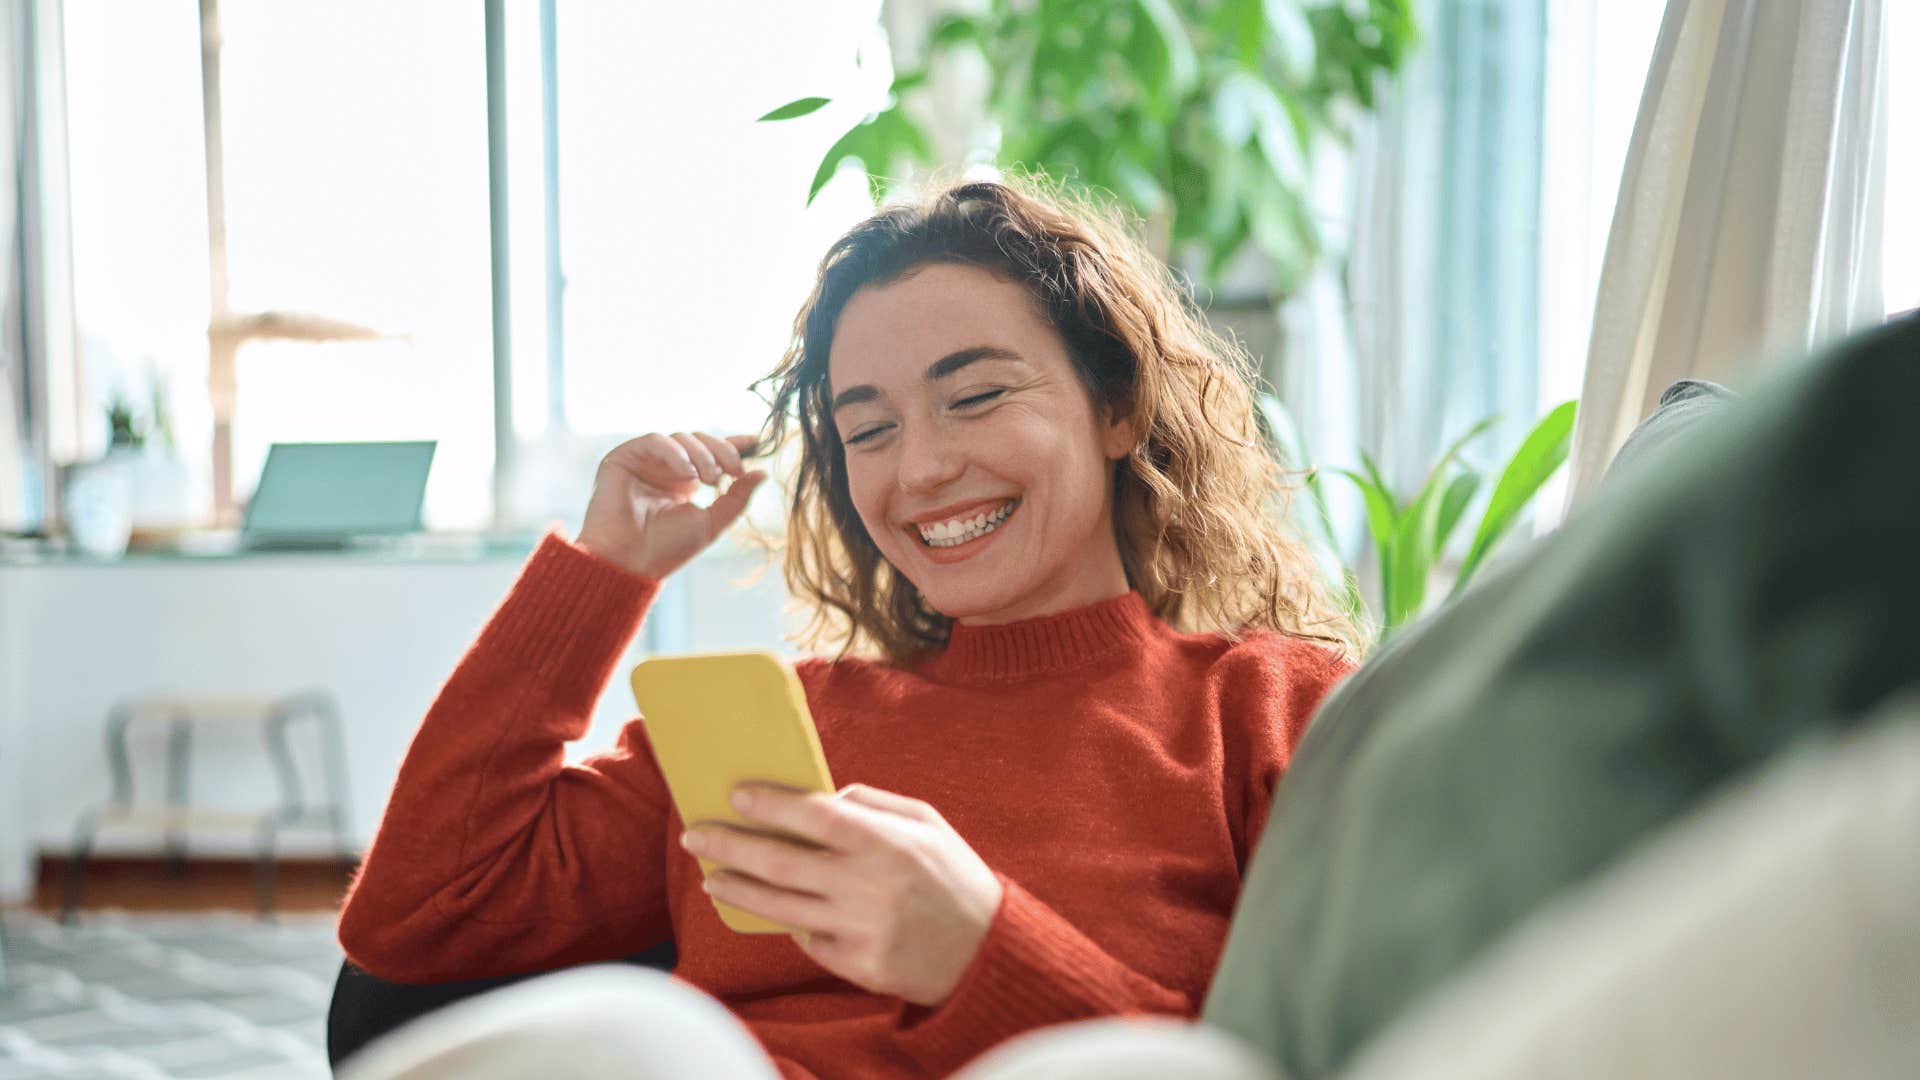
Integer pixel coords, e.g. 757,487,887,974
629,651,835,933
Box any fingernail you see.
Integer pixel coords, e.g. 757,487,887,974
730,788,752,813
679,830,701,853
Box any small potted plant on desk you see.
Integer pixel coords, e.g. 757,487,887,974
61,374,193,557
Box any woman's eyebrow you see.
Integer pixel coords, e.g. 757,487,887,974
925,345,1021,382
831,345,1023,413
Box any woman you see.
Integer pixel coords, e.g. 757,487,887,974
338,179,1360,1079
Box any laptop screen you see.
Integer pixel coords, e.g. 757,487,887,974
242,441,437,539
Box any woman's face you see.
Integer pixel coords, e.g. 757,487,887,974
826,263,1135,626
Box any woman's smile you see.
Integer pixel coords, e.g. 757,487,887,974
910,497,1020,547
910,498,1021,563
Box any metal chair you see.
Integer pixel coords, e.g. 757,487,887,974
62,690,353,921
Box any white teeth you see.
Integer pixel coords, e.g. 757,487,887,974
916,500,1017,547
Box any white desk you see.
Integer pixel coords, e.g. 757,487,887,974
0,538,791,903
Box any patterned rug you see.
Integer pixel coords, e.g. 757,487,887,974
0,909,338,1079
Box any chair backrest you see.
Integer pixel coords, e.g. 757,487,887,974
326,940,678,1071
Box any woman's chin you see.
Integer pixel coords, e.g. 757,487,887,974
908,560,1037,625
917,577,1020,623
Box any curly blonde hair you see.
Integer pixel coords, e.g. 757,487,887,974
753,177,1363,663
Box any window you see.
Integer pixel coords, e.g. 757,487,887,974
59,1,888,534
64,0,492,528
218,0,493,528
62,1,209,493
494,0,886,526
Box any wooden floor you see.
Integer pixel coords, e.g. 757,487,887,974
19,856,355,915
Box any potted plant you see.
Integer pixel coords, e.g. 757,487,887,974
762,0,1416,300
1259,394,1579,638
70,372,195,553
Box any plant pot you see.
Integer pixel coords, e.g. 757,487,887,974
61,456,135,557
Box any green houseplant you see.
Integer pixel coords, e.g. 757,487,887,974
762,0,1417,292
1258,396,1578,637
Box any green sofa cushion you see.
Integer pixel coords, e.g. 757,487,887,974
1203,316,1920,1077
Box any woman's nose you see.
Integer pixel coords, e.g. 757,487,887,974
895,423,964,494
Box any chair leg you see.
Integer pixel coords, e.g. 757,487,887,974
165,715,192,877
320,694,356,873
63,813,101,925
255,817,278,921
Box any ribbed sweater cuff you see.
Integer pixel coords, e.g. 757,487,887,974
894,875,1143,1072
473,532,660,716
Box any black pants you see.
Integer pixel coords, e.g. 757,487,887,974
325,940,679,1073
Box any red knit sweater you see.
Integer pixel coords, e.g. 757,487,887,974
338,534,1349,1078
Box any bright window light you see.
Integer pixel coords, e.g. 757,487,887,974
540,1,886,440
219,0,493,528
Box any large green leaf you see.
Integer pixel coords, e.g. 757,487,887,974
807,123,870,205
872,107,933,166
1215,0,1264,65
758,96,830,122
1334,463,1399,620
1433,470,1481,554
1371,415,1497,632
1454,400,1578,595
1334,465,1397,557
926,12,986,54
1383,486,1438,631
1357,450,1393,509
1130,0,1200,116
807,107,934,207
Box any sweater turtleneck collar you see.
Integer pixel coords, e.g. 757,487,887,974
919,591,1157,683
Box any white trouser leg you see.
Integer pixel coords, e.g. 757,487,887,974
956,1017,1279,1080
338,966,781,1080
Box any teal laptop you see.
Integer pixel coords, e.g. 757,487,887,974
241,441,436,550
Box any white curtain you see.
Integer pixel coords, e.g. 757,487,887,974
1566,0,1887,505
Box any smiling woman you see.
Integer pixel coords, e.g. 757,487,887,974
761,180,1364,659
336,180,1359,1080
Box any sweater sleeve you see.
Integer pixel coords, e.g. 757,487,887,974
891,875,1194,1075
337,532,675,984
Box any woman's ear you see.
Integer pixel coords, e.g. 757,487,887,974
1101,402,1138,461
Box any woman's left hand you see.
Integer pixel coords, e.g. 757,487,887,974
680,783,1004,1006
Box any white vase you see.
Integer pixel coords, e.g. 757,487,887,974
63,456,135,557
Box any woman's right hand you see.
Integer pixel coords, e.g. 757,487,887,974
575,431,767,581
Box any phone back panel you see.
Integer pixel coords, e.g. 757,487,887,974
630,652,834,933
